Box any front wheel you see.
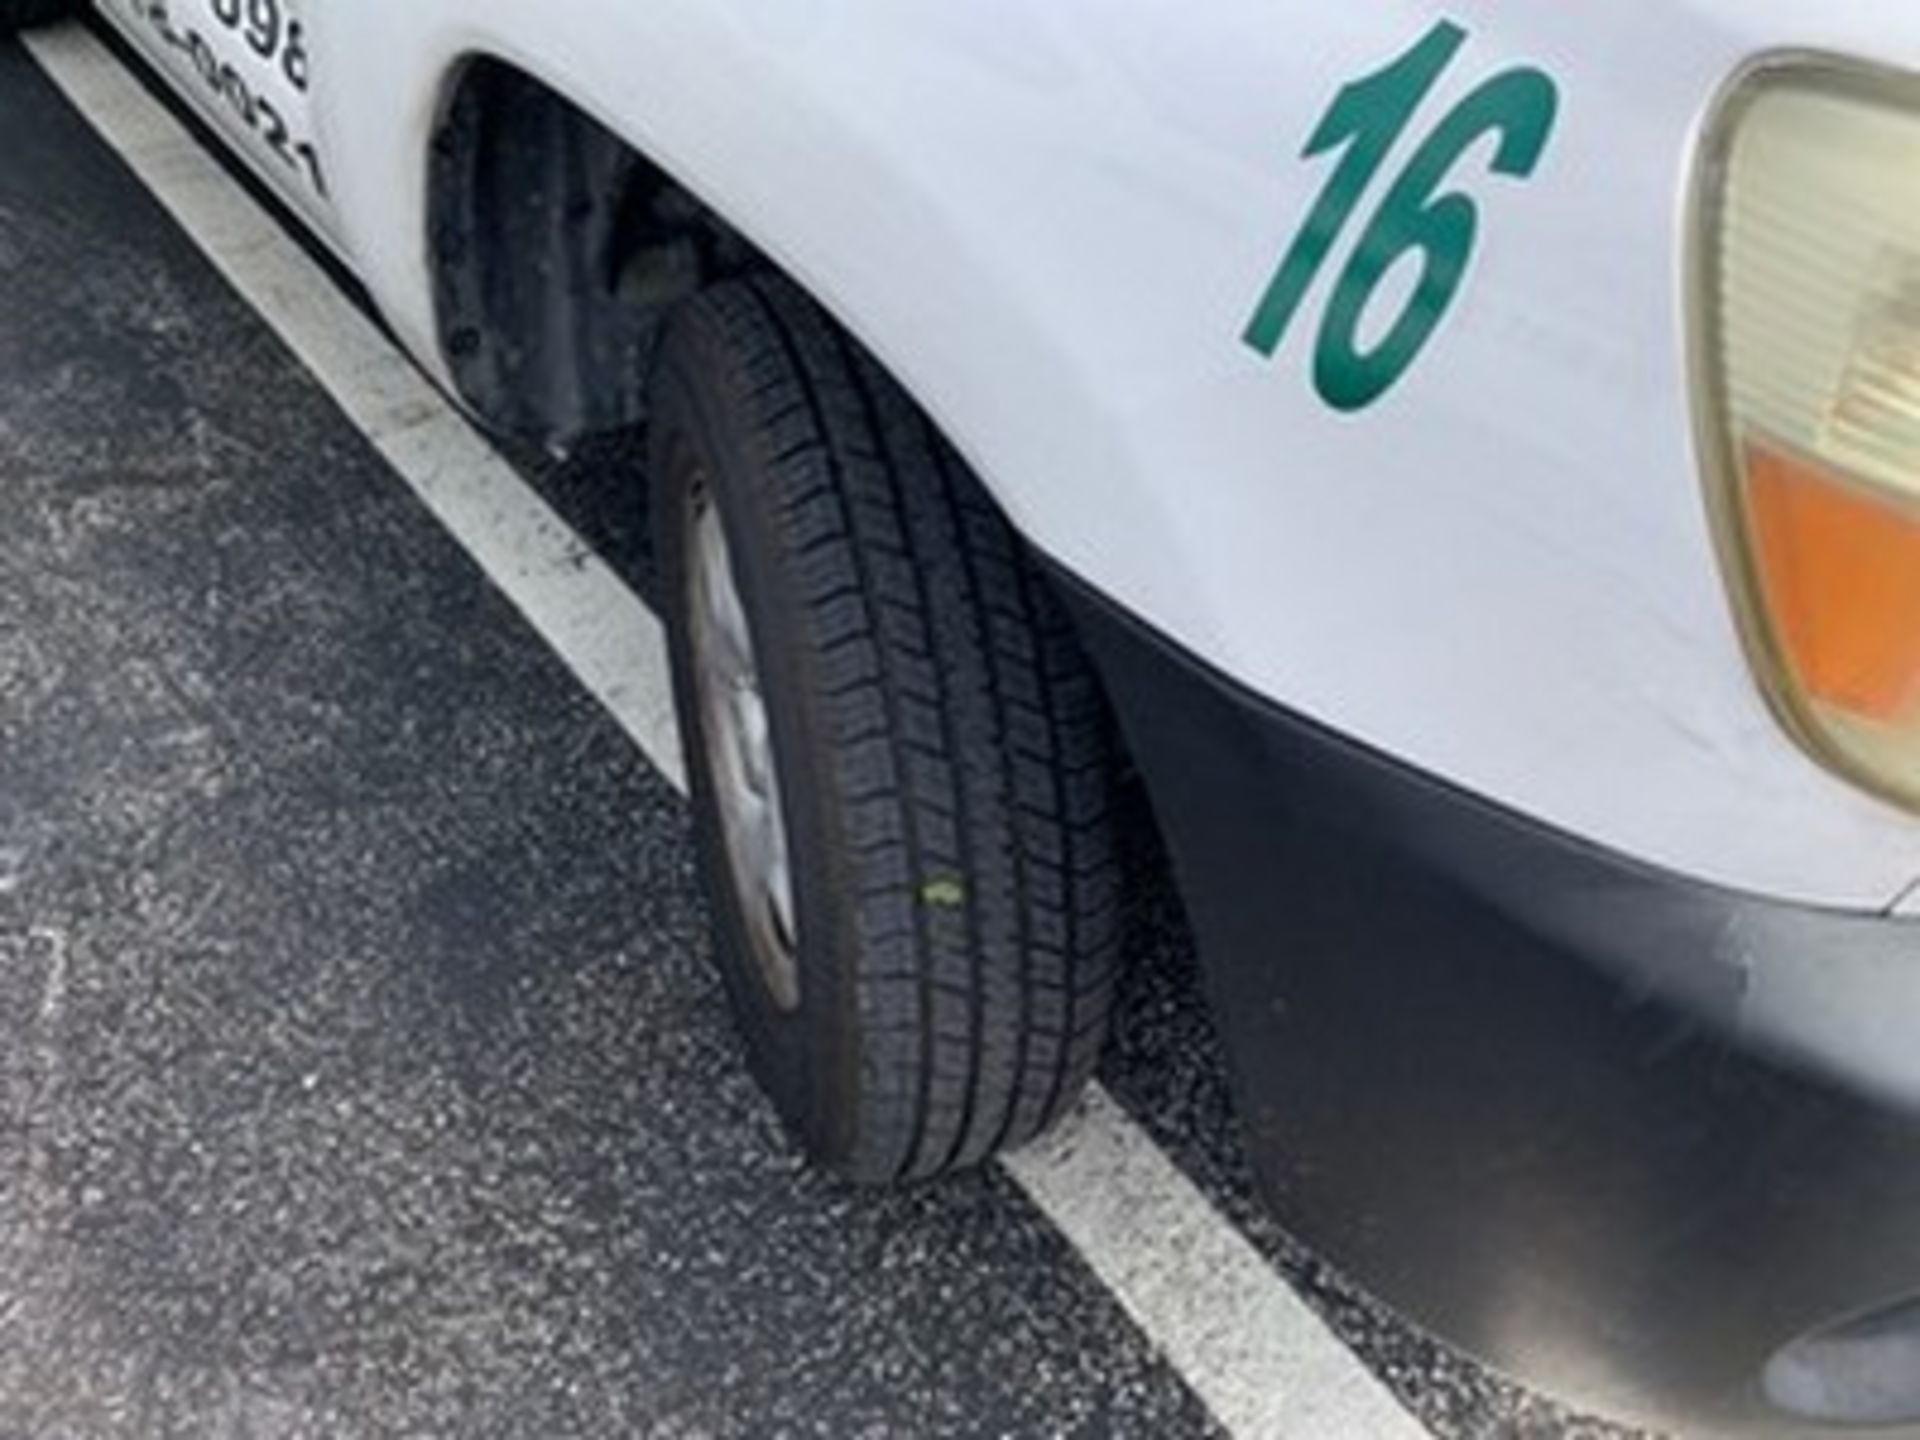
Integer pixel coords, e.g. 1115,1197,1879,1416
650,276,1123,1183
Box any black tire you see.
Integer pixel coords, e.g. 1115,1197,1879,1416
650,275,1122,1183
0,0,76,31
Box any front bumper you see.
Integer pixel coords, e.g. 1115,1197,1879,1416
1061,572,1920,1437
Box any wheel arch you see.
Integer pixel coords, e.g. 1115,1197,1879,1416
425,55,759,443
409,40,1149,587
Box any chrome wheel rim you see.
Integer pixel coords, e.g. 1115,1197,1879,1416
688,475,801,1011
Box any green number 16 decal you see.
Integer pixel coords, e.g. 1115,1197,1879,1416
1243,20,1559,412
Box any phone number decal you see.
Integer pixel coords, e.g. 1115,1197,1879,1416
118,0,328,200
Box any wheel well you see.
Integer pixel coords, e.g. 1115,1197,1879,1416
427,56,1158,880
428,58,758,444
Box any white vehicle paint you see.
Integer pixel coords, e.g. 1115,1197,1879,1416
88,0,1920,906
95,0,334,242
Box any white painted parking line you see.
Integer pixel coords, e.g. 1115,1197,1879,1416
26,25,1429,1440
22,29,684,796
1005,1090,1429,1440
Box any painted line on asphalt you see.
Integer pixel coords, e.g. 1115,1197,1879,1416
1004,1090,1429,1440
29,24,685,794
26,26,1427,1440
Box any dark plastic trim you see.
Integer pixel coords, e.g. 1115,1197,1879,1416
1053,563,1920,1438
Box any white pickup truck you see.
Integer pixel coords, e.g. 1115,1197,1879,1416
10,1,1920,1434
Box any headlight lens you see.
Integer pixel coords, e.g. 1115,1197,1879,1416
1700,62,1920,810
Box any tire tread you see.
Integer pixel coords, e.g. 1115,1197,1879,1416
666,275,1120,1180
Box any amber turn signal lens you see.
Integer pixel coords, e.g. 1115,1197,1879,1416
1698,65,1920,807
1746,445,1920,725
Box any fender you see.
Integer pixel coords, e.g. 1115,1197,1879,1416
307,0,1920,908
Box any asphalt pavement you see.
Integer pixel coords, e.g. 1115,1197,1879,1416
0,25,1649,1440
